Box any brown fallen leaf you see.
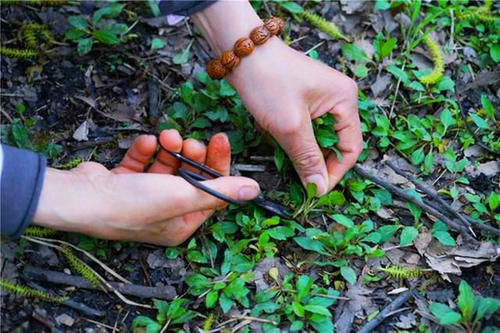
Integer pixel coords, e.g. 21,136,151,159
414,227,499,281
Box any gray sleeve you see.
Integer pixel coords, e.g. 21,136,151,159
158,0,217,16
1,144,46,238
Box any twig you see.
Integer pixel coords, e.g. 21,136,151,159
305,40,325,55
389,61,406,119
23,266,175,300
353,165,475,242
26,236,131,284
358,290,413,333
82,318,116,330
230,315,278,325
26,282,104,317
22,237,152,309
386,161,500,236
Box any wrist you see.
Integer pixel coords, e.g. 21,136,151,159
32,167,103,234
192,0,262,55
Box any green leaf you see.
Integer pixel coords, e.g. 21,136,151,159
400,226,418,246
490,44,500,62
68,16,88,30
411,147,425,165
281,1,303,14
429,303,462,325
93,30,120,45
294,236,328,255
205,290,219,308
309,316,334,333
377,225,400,242
469,113,490,129
267,226,295,240
296,275,313,301
488,192,499,211
440,109,456,130
164,247,179,259
433,231,456,247
475,297,500,323
375,0,391,10
65,28,87,41
291,301,305,317
131,316,160,331
481,95,495,120
386,65,409,85
354,64,369,78
290,321,304,331
77,38,93,55
457,280,475,321
304,304,332,316
306,182,317,200
219,292,233,313
435,77,455,92
342,44,368,61
151,37,164,50
274,141,285,172
340,266,357,285
379,37,397,58
92,4,125,26
332,214,354,228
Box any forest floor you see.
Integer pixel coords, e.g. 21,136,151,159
0,1,499,332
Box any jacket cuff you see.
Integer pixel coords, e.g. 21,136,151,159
1,145,46,238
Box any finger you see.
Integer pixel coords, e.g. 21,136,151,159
273,112,328,196
205,133,231,176
149,129,183,174
326,102,363,190
181,138,207,174
113,135,157,174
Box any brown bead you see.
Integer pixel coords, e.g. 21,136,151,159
264,17,284,35
220,50,240,70
206,58,227,79
233,37,255,57
250,25,271,45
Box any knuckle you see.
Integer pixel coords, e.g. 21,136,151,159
294,149,323,171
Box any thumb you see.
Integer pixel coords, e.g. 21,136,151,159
274,118,328,196
184,176,261,213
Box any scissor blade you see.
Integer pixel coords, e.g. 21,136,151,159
252,195,293,220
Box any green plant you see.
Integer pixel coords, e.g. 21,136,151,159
378,265,423,279
24,226,58,237
418,35,444,85
0,47,37,58
131,298,198,333
0,279,68,303
302,10,350,42
1,0,77,6
61,245,102,288
65,3,133,55
429,280,500,332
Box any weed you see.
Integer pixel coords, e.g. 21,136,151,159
61,245,102,288
0,279,68,303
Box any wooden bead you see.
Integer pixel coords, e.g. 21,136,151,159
264,17,284,35
221,50,240,70
250,25,271,45
206,58,227,79
233,37,254,57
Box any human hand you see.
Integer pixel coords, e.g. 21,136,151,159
32,130,260,246
193,1,362,196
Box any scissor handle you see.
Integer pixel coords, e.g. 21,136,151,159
178,169,245,206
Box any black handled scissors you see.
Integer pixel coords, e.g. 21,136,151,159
162,148,293,220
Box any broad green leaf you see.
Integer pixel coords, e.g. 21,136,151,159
205,290,219,308
306,182,317,200
475,297,500,323
400,226,418,246
219,292,233,313
164,247,179,259
342,43,368,61
375,0,391,10
490,44,500,62
440,109,456,130
469,113,490,129
291,301,305,317
377,225,400,242
433,231,456,247
457,280,475,321
332,214,354,228
274,141,285,172
411,147,425,165
309,315,334,333
488,192,499,211
131,316,160,331
436,77,455,92
173,48,190,64
296,275,313,301
340,266,356,285
386,65,409,85
77,38,93,55
267,226,295,240
281,1,303,14
151,37,164,50
65,28,87,41
354,64,369,78
481,95,495,120
92,4,125,26
379,37,397,58
290,321,304,331
304,304,332,316
93,30,120,45
68,16,88,30
429,303,462,325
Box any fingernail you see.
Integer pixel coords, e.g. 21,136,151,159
306,174,327,196
238,186,260,200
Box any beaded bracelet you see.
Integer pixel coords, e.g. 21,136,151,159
206,17,284,80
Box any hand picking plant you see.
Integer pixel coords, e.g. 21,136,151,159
429,280,500,333
65,3,134,55
131,298,198,333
